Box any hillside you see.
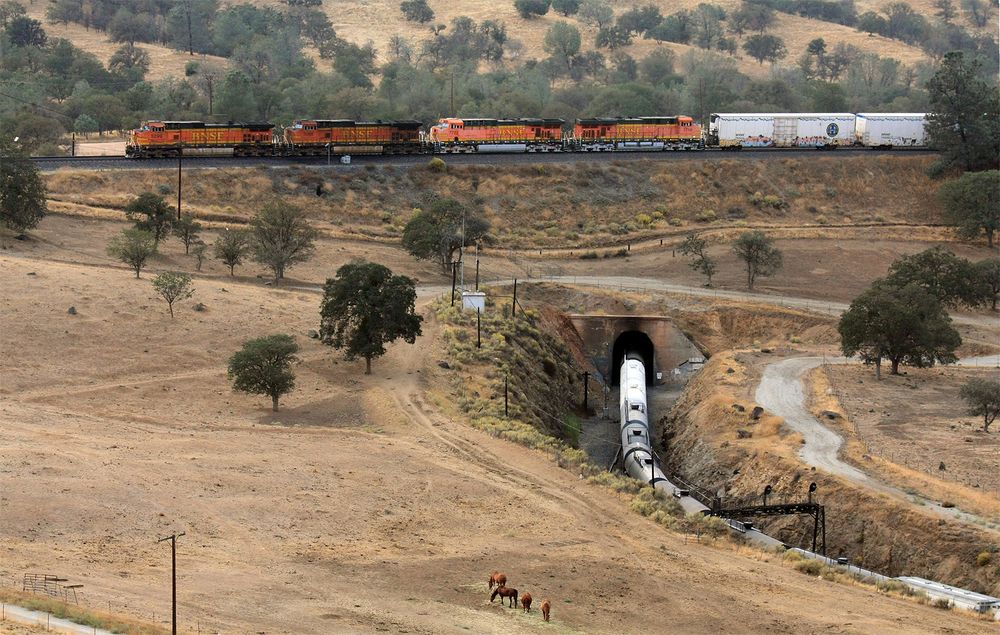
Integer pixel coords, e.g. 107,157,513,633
41,155,947,248
19,0,963,82
0,242,996,633
255,0,932,77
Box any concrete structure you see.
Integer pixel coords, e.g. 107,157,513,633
896,576,1000,613
567,315,702,385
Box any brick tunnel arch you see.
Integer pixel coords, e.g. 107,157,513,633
611,330,655,385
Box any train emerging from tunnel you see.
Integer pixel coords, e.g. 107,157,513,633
619,353,670,487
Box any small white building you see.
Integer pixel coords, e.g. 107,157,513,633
461,291,486,312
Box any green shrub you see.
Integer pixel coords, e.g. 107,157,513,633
635,212,653,226
696,209,717,223
579,251,599,260
976,551,992,567
428,157,447,172
667,217,684,227
794,559,824,576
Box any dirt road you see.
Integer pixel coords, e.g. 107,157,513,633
755,356,998,530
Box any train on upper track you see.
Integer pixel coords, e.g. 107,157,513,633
124,112,929,158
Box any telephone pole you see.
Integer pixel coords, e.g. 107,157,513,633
157,532,185,635
176,151,183,220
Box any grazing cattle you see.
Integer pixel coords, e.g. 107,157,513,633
521,592,532,612
541,599,551,622
490,585,518,607
488,571,507,590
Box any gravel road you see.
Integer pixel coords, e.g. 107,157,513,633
755,356,998,529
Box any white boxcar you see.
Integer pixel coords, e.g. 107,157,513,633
855,113,926,147
709,113,856,148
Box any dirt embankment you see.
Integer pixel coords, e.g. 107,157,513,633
661,352,1000,596
44,155,944,248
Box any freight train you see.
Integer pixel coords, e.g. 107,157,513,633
124,113,928,158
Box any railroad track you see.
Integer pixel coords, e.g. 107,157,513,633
31,147,934,171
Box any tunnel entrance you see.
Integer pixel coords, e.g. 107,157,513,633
611,330,655,385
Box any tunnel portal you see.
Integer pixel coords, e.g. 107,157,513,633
568,314,703,388
610,330,656,385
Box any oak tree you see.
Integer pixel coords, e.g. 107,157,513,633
884,247,987,307
732,230,782,290
172,213,202,254
319,261,423,375
679,233,716,286
938,170,1000,248
213,228,251,276
152,271,194,318
402,198,490,273
250,201,318,283
960,378,1000,432
124,192,174,246
838,281,961,379
107,228,156,278
925,52,1000,175
228,334,300,412
0,137,47,236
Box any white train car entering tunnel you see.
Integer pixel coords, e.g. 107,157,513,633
619,353,669,486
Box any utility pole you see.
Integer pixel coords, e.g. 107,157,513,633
450,261,458,306
459,207,466,294
176,150,183,220
511,278,517,317
475,243,480,291
504,374,508,417
157,532,185,635
476,308,482,348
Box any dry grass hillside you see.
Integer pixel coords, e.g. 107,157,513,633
251,0,933,78
4,247,997,633
663,349,1000,596
16,0,949,84
42,155,948,249
18,1,225,78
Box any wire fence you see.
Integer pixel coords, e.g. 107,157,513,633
0,573,220,634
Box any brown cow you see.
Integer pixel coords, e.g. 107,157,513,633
521,592,532,612
488,571,507,590
541,599,551,622
490,585,518,607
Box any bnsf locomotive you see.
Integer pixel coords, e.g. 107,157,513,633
125,112,927,158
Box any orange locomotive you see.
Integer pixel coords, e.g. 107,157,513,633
572,116,702,151
428,118,565,152
125,121,275,158
283,119,423,155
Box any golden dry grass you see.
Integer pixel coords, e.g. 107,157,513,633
24,0,942,89
19,2,226,79
666,347,1000,596
806,366,1000,518
41,155,948,249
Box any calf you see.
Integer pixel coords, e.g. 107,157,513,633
541,599,551,622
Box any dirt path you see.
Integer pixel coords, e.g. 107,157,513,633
0,604,114,635
755,356,999,531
